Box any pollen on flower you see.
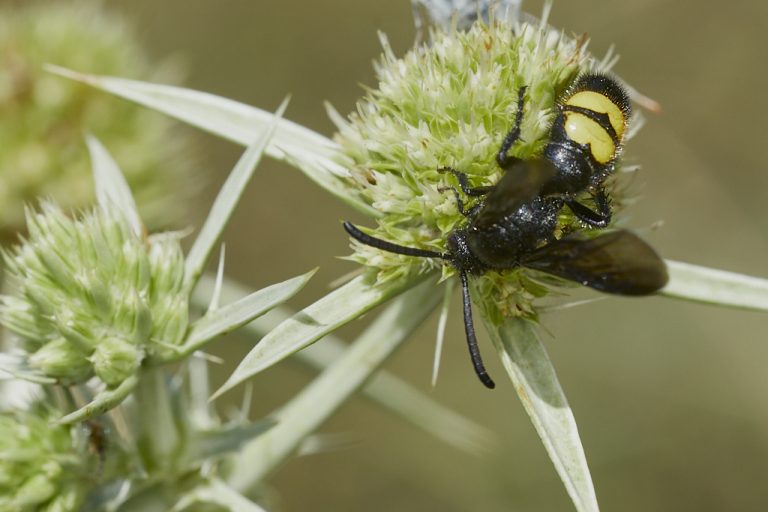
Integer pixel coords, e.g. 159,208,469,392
0,203,189,387
332,15,633,318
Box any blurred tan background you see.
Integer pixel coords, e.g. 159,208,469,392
4,0,768,510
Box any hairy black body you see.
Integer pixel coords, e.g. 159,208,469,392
344,74,668,388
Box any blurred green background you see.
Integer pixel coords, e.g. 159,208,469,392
4,0,768,510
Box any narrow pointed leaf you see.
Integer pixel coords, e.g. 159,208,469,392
171,479,266,512
296,432,356,456
181,419,277,467
85,135,143,238
211,274,424,400
486,317,599,512
179,269,317,357
662,259,768,311
45,65,377,217
208,245,226,313
187,357,215,429
192,273,496,455
228,278,442,488
184,101,286,290
56,374,139,425
432,278,454,387
538,297,607,314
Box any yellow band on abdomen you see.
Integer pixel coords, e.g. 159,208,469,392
563,112,616,164
566,90,626,139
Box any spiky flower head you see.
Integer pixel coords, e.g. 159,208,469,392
0,406,99,512
1,203,188,387
0,0,196,239
334,16,631,320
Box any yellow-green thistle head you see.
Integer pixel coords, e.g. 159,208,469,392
0,406,100,512
334,16,635,321
0,0,196,239
1,204,188,387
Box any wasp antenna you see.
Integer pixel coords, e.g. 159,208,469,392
343,221,446,259
459,270,495,389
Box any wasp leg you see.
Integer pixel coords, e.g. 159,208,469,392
437,185,484,218
459,270,495,389
437,186,468,216
566,187,612,228
437,167,492,197
496,85,528,169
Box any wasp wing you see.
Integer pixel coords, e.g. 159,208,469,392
473,158,556,229
522,230,668,295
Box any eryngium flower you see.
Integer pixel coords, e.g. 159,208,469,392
0,407,97,512
1,204,188,387
334,17,631,320
0,0,196,239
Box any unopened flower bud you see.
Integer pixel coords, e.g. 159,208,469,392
91,336,142,387
2,206,189,394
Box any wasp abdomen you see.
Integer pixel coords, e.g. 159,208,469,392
553,74,631,169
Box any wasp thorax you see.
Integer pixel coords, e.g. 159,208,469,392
446,229,486,275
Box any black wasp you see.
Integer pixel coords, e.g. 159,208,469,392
344,73,668,389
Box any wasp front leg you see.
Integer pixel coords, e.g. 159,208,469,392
496,85,527,170
437,185,484,218
437,166,492,197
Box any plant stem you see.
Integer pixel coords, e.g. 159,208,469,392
134,366,181,472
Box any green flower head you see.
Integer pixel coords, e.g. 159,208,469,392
334,15,635,320
1,203,188,387
0,406,98,512
0,0,197,239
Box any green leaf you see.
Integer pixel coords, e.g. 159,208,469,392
432,277,455,386
210,273,424,400
184,101,287,291
180,419,276,468
186,356,216,429
662,259,768,311
56,373,139,425
45,65,378,217
178,269,317,358
207,245,227,313
171,479,266,512
486,317,599,512
227,277,442,489
85,135,143,238
192,273,496,455
287,314,496,455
